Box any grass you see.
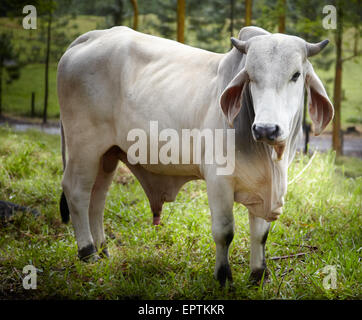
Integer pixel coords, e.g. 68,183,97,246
2,63,58,119
0,127,361,300
336,156,362,178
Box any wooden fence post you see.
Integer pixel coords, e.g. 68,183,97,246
304,124,310,154
31,92,35,117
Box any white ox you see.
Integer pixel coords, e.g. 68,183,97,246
57,26,333,285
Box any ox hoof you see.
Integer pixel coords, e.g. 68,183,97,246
215,264,233,287
78,244,100,262
249,268,269,285
153,216,161,226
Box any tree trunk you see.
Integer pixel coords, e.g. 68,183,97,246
177,0,185,43
113,0,124,26
278,0,286,33
43,12,52,124
245,0,252,26
0,59,3,117
353,25,359,56
332,4,343,156
130,0,138,30
31,92,35,117
230,0,235,38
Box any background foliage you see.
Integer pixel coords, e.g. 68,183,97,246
0,0,360,127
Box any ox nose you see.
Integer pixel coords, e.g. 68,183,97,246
252,123,281,142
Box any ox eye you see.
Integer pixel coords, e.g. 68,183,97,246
291,72,301,82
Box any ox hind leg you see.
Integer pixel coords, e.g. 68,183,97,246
88,146,119,258
61,148,102,261
248,213,270,284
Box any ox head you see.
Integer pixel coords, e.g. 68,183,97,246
220,33,334,158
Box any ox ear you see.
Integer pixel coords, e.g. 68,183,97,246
305,63,334,136
220,69,248,127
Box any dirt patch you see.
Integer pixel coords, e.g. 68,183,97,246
0,114,60,127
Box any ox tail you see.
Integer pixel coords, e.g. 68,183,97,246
60,121,70,224
61,120,66,171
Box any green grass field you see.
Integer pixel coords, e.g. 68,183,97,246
2,63,58,119
0,127,361,299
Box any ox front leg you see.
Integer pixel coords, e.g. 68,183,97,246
248,213,270,284
206,178,234,287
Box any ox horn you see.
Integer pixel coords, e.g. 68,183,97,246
231,37,247,54
306,39,329,57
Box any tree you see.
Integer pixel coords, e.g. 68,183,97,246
96,0,124,27
96,0,140,29
148,0,177,40
36,0,57,124
0,0,32,17
188,0,244,52
277,0,286,33
230,0,235,38
110,0,124,26
34,0,77,123
130,0,138,30
0,33,20,117
177,0,185,43
332,1,343,155
255,0,278,32
245,0,252,26
353,25,359,56
43,10,52,124
332,0,362,155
